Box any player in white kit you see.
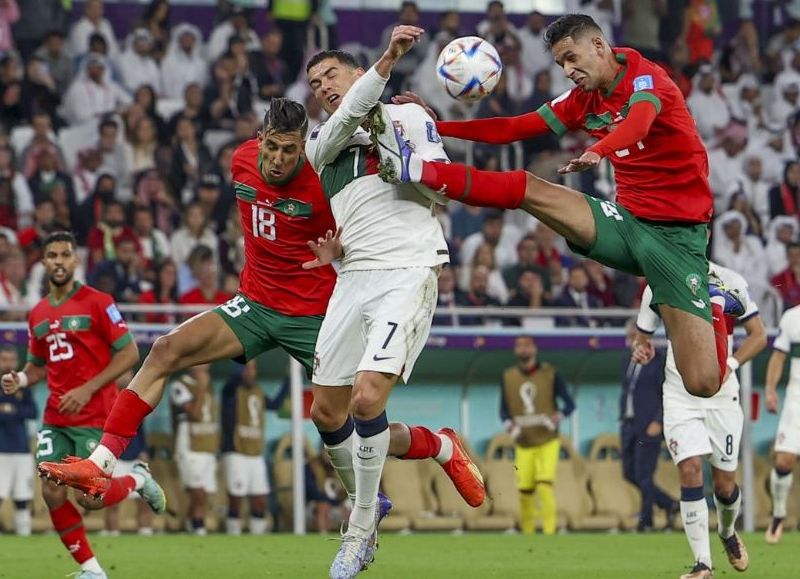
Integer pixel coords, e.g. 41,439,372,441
765,304,800,544
634,262,766,579
304,26,484,579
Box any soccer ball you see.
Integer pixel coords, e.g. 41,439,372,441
436,36,503,102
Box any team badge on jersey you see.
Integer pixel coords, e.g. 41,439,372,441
426,121,442,143
633,75,654,92
106,304,124,324
685,273,701,296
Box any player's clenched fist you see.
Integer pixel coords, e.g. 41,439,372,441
1,370,20,395
385,25,424,61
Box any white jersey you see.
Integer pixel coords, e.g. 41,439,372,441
773,304,800,394
636,261,759,410
305,66,450,273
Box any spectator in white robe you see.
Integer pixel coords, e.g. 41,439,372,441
712,210,769,305
62,53,130,126
687,64,731,145
161,24,208,100
766,216,799,279
67,0,120,59
118,28,163,95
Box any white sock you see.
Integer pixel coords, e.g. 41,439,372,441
14,508,31,536
226,518,242,535
681,498,711,568
138,527,153,536
434,433,453,465
349,425,390,535
770,469,793,518
194,527,207,536
131,472,146,490
89,445,118,475
249,516,268,535
326,433,357,503
713,487,741,539
81,557,103,573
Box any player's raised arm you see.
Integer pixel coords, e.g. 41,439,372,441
559,99,659,174
305,25,424,170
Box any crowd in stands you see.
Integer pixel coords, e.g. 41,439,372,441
1,0,800,326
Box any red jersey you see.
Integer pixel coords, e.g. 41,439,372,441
539,48,712,223
27,282,133,428
179,288,234,306
231,139,336,316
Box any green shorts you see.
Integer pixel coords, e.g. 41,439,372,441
214,293,323,377
35,425,102,464
568,196,711,322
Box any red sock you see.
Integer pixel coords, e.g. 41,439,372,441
102,475,137,507
711,302,728,385
101,389,154,457
420,161,526,209
401,426,442,460
49,501,94,565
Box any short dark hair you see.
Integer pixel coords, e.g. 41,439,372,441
187,244,213,267
787,242,800,253
544,13,604,50
263,97,308,138
99,118,118,132
43,231,77,251
306,50,360,74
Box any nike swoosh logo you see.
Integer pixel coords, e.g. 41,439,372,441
356,454,376,460
691,299,706,309
372,355,394,362
720,457,732,462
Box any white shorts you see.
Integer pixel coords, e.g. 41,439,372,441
775,392,800,455
176,451,217,493
112,460,141,500
222,453,270,497
0,453,34,501
663,404,743,471
313,267,438,386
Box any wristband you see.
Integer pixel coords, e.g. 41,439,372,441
17,371,29,388
726,357,740,372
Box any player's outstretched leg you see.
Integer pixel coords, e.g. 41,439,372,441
712,469,748,572
38,310,245,494
767,453,796,544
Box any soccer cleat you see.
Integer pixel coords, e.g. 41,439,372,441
437,427,486,507
680,562,713,579
708,273,746,317
38,456,110,498
132,461,167,514
765,517,784,544
367,103,413,185
330,531,371,579
363,492,394,569
720,532,749,571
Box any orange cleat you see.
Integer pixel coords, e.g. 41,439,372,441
437,427,486,507
38,456,111,498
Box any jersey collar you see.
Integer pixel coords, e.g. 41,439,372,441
49,280,82,307
603,51,627,97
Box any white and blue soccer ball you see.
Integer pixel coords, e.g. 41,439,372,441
436,36,503,103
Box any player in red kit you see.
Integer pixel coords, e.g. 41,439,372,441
1,232,165,579
40,99,484,533
382,14,744,401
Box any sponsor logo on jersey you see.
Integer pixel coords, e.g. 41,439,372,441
633,75,654,91
106,304,123,324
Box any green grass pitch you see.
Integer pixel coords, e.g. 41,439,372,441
2,532,798,578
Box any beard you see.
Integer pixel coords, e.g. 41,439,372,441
48,271,73,287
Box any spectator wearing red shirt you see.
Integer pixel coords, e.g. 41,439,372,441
771,242,800,310
178,245,232,311
138,260,178,324
87,200,141,269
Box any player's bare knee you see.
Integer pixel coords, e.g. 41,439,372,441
713,475,736,499
775,452,796,472
684,372,719,399
310,399,347,431
350,386,384,420
677,457,703,486
148,334,183,371
520,172,544,210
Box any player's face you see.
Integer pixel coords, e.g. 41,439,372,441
551,34,606,91
0,350,18,373
307,58,364,115
43,241,78,287
514,337,537,363
258,130,304,185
